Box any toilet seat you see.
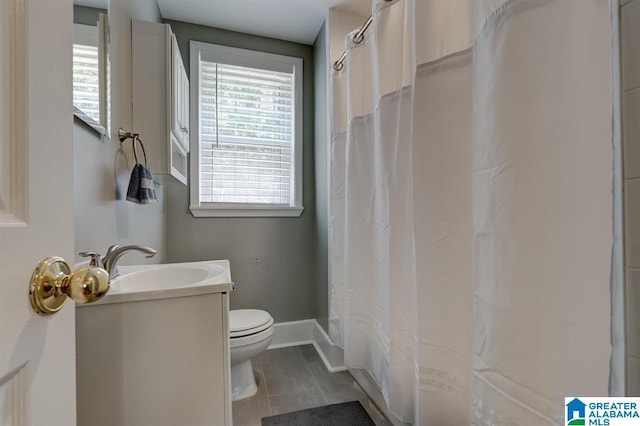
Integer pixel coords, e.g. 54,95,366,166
230,309,274,339
229,325,274,349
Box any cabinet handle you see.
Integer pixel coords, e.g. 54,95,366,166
181,126,188,134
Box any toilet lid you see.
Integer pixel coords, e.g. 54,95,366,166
230,309,274,338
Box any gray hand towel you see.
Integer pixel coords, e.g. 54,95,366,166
126,164,159,204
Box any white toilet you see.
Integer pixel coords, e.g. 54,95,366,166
229,309,274,401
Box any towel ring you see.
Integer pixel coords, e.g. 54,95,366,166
132,135,148,166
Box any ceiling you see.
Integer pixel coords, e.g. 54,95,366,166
76,0,371,45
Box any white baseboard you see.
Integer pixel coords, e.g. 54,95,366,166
268,319,315,349
268,319,346,372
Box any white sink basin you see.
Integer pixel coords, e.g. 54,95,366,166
113,263,224,292
85,260,233,305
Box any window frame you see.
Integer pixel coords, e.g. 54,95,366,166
189,40,304,218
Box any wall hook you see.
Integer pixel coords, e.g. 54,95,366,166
118,127,138,143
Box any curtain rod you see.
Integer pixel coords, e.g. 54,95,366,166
333,15,372,71
332,0,394,72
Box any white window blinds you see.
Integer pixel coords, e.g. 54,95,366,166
73,23,101,124
73,43,100,123
198,60,295,205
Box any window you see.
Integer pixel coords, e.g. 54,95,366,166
73,24,100,123
189,41,303,217
73,18,109,136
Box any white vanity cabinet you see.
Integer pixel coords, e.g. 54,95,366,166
132,20,189,184
76,291,232,426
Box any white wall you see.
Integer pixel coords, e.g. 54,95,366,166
73,121,167,264
313,21,329,332
622,0,640,395
610,0,626,398
74,0,166,264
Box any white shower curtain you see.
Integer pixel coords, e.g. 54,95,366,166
329,0,613,424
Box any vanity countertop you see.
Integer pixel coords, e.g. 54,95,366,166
78,259,233,306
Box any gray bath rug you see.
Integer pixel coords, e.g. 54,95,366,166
261,401,375,426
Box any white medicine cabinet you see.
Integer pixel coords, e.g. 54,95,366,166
132,20,189,184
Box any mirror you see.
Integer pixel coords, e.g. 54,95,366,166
72,5,109,137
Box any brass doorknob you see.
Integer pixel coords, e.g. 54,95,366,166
29,257,110,316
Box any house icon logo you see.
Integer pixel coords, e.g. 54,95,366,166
566,398,586,425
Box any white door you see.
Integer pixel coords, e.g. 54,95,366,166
0,1,76,425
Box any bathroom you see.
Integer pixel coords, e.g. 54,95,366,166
0,0,640,426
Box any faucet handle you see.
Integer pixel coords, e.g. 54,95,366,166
78,251,104,268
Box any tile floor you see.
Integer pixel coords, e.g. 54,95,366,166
232,345,392,426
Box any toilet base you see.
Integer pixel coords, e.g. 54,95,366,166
231,359,258,401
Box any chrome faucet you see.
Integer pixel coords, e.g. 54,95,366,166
100,244,157,279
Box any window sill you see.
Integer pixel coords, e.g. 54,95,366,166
189,205,304,218
74,107,107,137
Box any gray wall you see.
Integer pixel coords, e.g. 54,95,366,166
73,5,107,26
165,20,317,323
313,21,329,332
73,0,166,266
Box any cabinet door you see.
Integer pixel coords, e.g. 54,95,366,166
180,57,189,152
170,33,183,145
170,33,189,152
